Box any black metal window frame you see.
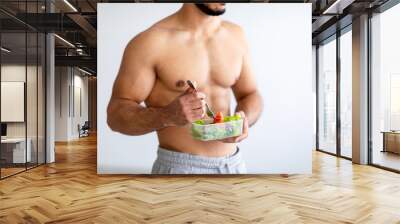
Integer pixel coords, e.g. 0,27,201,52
315,23,352,161
316,0,400,174
367,1,400,174
0,0,48,180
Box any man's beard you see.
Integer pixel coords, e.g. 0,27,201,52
195,4,225,16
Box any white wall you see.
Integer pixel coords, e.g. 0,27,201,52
72,72,89,138
54,67,89,141
55,67,69,141
98,3,313,174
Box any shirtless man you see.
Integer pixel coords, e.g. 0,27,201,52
107,3,263,174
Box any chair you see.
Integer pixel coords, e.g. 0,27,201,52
79,121,90,138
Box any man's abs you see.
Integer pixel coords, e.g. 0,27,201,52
156,126,237,157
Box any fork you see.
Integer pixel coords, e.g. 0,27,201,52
186,80,215,119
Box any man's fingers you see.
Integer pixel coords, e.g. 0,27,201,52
242,116,249,134
235,111,246,118
220,114,249,143
225,131,247,143
187,91,205,99
192,92,205,100
235,131,248,142
192,107,205,116
235,111,248,133
182,87,194,95
180,92,204,105
189,99,205,110
189,109,205,121
221,137,236,143
191,80,198,89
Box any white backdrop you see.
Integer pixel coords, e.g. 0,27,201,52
98,3,312,174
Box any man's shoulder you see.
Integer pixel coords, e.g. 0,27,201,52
126,26,169,51
221,20,247,48
221,20,244,36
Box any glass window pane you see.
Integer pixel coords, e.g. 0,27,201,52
27,31,38,169
1,31,27,177
371,3,400,171
0,1,46,179
26,0,40,170
38,33,45,165
340,29,352,158
318,37,337,154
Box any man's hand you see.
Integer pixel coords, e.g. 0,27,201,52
220,111,249,143
163,88,206,126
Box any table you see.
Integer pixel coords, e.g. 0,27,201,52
1,138,31,164
381,131,400,154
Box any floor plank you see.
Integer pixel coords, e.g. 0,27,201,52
1,134,400,224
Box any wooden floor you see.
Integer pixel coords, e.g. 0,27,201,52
1,135,400,224
1,167,26,178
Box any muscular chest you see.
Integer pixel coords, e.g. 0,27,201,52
155,37,243,91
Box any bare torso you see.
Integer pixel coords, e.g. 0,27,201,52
144,16,245,156
106,5,262,158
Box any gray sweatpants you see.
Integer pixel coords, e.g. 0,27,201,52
151,146,246,174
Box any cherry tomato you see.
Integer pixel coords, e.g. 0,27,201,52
214,112,224,123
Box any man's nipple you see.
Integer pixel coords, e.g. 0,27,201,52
175,80,186,88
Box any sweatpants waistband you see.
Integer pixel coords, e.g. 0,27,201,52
156,146,243,169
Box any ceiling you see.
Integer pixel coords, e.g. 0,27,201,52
0,0,395,74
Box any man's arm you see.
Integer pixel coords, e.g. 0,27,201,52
232,29,263,127
107,31,206,136
220,27,262,143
